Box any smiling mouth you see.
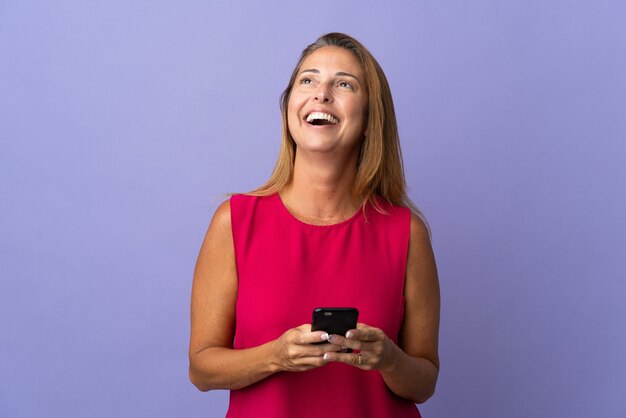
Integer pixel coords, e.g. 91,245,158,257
305,112,339,126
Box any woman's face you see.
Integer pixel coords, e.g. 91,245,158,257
287,46,368,157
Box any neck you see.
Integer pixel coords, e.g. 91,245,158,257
280,149,362,222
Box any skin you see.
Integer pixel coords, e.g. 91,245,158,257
189,46,440,403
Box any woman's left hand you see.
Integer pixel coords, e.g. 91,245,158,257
323,323,397,372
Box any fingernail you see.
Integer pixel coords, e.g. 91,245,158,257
346,331,354,338
323,353,330,361
321,332,329,341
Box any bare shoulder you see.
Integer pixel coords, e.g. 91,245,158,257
406,211,437,283
409,212,432,253
208,199,232,235
194,198,235,279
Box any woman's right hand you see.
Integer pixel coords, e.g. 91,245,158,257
269,324,343,372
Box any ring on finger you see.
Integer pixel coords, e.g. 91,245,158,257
356,352,363,366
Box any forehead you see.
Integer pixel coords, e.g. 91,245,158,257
299,46,364,77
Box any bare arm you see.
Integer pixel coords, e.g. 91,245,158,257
324,214,440,403
188,200,341,391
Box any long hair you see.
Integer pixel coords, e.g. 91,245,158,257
249,32,425,222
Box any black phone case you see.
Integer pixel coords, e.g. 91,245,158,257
311,307,359,336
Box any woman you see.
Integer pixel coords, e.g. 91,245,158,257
189,32,440,417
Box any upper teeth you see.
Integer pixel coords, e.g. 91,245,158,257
306,112,338,124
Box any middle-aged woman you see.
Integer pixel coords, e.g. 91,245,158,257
189,32,440,417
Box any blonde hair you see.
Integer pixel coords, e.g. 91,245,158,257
249,32,425,222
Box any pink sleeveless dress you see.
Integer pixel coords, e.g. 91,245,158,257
228,193,421,418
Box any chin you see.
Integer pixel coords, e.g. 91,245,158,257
297,141,339,154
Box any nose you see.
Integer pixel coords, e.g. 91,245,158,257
313,83,332,103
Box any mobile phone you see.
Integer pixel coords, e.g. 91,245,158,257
311,307,359,338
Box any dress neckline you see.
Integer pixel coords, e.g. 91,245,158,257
274,193,364,228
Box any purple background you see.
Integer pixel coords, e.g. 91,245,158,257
1,1,625,417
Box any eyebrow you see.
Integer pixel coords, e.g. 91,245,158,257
300,69,360,81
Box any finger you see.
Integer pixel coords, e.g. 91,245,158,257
328,334,371,351
323,351,366,368
294,342,343,357
301,331,330,344
320,343,344,353
348,326,383,342
286,356,329,371
286,342,342,361
291,329,330,345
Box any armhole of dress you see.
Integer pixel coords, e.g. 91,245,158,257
399,207,413,309
228,195,241,286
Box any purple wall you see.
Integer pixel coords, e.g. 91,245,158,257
1,1,625,417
